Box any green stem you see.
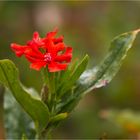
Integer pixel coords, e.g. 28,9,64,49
42,129,52,139
48,72,57,115
41,84,49,104
36,128,52,140
40,69,59,138
41,68,51,105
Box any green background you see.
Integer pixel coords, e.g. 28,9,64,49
0,1,140,139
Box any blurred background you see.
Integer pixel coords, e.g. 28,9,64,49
0,1,140,139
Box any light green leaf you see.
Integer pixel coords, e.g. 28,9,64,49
77,29,140,95
0,59,49,132
58,54,89,97
59,29,140,113
58,59,79,88
49,112,68,124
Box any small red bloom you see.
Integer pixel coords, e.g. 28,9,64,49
11,29,72,72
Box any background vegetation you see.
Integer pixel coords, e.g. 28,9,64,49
0,1,140,139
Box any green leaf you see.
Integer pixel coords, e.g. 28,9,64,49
46,112,68,132
59,29,140,114
58,59,79,88
77,29,140,96
58,96,80,113
0,59,49,132
4,89,36,139
49,112,68,124
58,54,89,97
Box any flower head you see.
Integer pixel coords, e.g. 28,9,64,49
11,29,72,72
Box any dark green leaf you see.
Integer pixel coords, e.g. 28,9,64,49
0,59,49,132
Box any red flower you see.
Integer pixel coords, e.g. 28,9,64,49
11,29,72,72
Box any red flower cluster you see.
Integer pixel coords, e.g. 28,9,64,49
11,29,72,72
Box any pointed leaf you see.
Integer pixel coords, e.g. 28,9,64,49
59,29,140,114
0,59,49,132
77,29,140,95
58,59,79,88
59,54,89,97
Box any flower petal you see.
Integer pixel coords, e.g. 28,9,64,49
11,43,28,57
25,54,43,63
33,31,39,40
30,61,47,71
48,62,67,72
55,47,72,62
46,28,58,39
11,28,72,72
53,36,64,44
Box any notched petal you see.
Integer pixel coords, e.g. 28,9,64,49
11,43,27,57
48,62,67,72
11,28,73,72
30,61,47,71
